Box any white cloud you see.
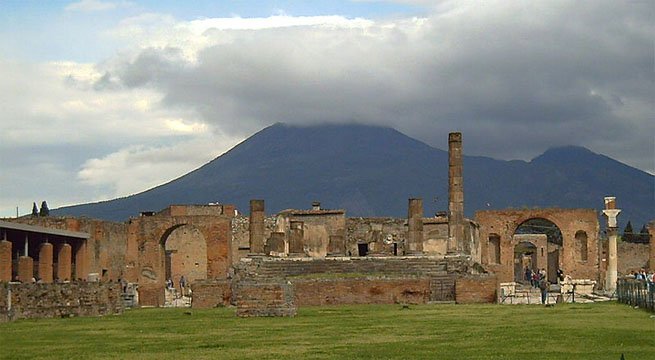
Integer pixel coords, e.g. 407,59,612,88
1,0,653,217
102,3,654,174
77,135,239,198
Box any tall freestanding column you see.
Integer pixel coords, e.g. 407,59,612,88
38,242,54,283
406,198,424,255
602,196,621,294
0,239,12,282
249,200,265,255
448,132,464,253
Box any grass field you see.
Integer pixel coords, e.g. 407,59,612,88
1,302,653,359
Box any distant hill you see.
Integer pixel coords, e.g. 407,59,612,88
52,123,654,227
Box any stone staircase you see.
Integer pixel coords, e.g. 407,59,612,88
239,256,481,280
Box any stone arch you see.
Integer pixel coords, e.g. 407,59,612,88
476,208,599,283
513,218,562,283
575,230,588,262
488,233,501,264
160,224,208,288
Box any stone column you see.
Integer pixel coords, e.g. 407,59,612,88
38,242,54,283
406,198,424,255
327,235,345,257
18,256,33,282
57,243,72,281
602,196,621,294
75,241,88,280
249,200,265,255
288,221,305,256
0,240,11,282
448,132,464,253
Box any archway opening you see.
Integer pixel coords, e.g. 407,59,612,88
161,225,207,297
514,241,537,283
514,218,563,283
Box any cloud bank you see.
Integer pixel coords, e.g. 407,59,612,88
0,0,652,217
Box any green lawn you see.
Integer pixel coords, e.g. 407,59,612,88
1,302,653,359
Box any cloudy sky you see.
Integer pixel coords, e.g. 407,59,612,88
0,0,653,217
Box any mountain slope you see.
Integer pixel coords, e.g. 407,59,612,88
52,123,654,226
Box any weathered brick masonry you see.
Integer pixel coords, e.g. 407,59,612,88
0,282,122,322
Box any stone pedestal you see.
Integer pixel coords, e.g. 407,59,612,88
18,256,34,282
38,242,54,283
57,243,72,281
289,221,305,256
406,198,424,255
0,240,11,282
249,200,265,255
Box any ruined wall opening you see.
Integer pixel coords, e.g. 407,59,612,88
575,230,588,262
161,225,207,293
488,234,501,264
514,241,537,283
357,243,368,257
514,218,563,283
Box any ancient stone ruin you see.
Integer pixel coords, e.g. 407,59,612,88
1,132,653,320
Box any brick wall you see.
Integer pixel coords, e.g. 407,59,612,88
292,278,432,306
234,281,296,317
0,282,123,322
455,275,498,304
617,242,649,274
190,280,231,309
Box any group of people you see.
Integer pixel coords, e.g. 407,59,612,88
524,267,566,305
524,267,548,288
631,269,654,283
166,275,188,297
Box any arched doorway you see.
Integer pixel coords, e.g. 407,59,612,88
514,218,563,283
514,241,537,283
161,225,208,293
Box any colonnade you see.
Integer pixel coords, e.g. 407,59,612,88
0,234,87,283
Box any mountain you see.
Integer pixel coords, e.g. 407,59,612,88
52,123,654,226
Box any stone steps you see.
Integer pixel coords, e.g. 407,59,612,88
246,257,463,280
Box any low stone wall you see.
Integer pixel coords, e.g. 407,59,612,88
292,277,433,306
235,281,296,317
0,282,123,322
191,280,231,309
455,275,498,304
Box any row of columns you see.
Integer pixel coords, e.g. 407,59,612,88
0,239,83,283
249,199,346,257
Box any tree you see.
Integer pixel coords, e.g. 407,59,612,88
39,201,49,217
638,225,651,244
622,221,634,242
31,202,38,217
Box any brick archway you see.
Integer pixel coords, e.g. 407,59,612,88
126,206,233,306
476,208,600,283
